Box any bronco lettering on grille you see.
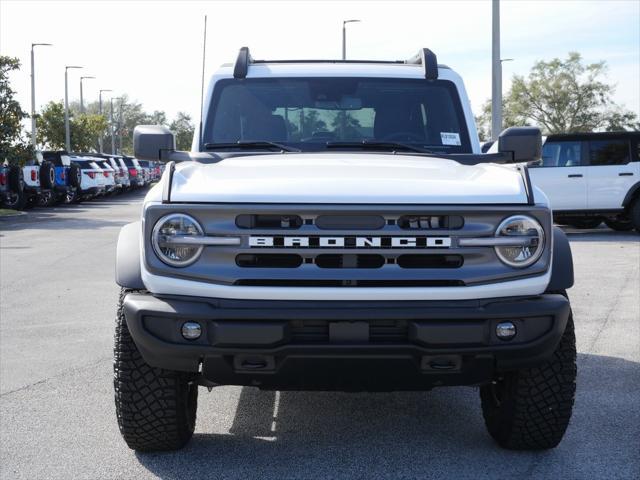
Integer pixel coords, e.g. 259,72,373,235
248,236,452,248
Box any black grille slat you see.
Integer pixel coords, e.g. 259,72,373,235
398,215,464,230
236,254,302,268
290,319,408,344
236,214,303,229
397,254,463,269
315,254,385,269
315,215,385,230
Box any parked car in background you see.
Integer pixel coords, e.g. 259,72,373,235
41,151,81,204
70,157,106,200
137,159,152,185
122,156,144,187
85,153,131,191
96,160,117,194
529,131,640,232
21,163,42,208
1,164,27,209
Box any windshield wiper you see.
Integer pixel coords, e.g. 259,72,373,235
326,141,433,154
204,141,300,152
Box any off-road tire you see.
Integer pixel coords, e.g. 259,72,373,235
114,288,198,452
567,218,602,229
631,198,640,233
69,163,81,189
3,189,27,210
37,190,55,207
8,166,24,193
480,306,576,450
604,216,634,232
39,161,55,189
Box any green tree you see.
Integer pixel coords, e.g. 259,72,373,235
169,112,195,150
37,101,107,152
331,111,362,140
0,56,33,165
301,110,326,138
476,52,639,140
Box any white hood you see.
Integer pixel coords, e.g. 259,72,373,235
168,153,528,204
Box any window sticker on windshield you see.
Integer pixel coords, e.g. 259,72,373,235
441,132,461,146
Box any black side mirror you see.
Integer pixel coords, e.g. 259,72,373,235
498,127,542,162
133,125,176,161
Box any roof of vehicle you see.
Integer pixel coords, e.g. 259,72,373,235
215,62,454,80
216,47,453,81
546,131,640,141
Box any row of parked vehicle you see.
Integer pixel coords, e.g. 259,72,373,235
0,152,163,210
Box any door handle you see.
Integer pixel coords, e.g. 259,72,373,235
619,172,633,176
568,174,583,178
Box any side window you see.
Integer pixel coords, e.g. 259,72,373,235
589,139,629,166
540,141,582,167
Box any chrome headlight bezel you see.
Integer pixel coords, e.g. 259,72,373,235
152,213,204,267
494,215,545,268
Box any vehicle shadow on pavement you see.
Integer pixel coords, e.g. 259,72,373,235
135,353,639,480
560,226,639,243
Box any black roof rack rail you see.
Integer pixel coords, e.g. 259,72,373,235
404,48,438,80
233,46,252,79
232,47,440,80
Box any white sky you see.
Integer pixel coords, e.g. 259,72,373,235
1,0,639,124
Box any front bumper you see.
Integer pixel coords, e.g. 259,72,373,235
123,292,570,391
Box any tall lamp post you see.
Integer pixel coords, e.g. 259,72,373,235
342,19,360,60
491,0,501,141
98,89,112,153
118,99,125,154
64,65,83,152
79,76,95,113
110,97,123,154
30,43,52,150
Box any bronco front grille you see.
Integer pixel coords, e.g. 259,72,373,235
144,204,552,287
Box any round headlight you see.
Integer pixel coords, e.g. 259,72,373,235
494,215,545,268
152,213,204,267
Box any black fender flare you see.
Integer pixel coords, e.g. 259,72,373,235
622,181,640,208
546,226,574,292
116,221,145,290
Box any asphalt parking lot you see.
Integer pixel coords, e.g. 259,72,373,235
1,193,638,480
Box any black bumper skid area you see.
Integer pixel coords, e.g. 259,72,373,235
123,293,570,391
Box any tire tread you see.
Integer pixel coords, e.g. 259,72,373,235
480,310,577,450
113,288,197,452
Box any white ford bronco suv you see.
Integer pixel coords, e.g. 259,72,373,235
529,132,640,231
114,48,576,452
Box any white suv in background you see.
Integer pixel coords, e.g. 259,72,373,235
529,132,640,231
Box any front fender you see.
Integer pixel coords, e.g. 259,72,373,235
546,226,574,292
115,221,145,290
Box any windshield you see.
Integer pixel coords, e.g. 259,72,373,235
204,77,471,153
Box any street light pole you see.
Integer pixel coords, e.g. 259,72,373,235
118,99,124,154
30,43,52,150
64,65,82,152
110,97,123,154
79,76,95,113
342,19,360,60
491,0,501,141
98,89,112,153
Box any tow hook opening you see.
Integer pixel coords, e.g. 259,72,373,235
234,355,276,372
421,355,462,372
